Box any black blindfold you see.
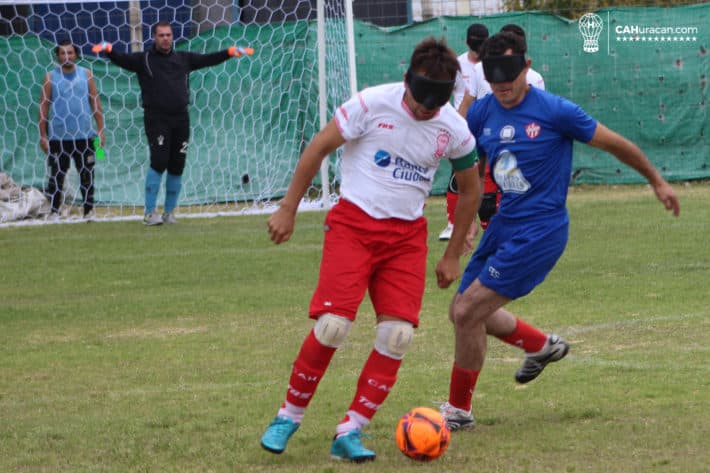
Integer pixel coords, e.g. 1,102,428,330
466,37,486,54
482,54,527,83
406,70,455,110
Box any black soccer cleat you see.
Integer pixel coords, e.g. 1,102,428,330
515,334,569,384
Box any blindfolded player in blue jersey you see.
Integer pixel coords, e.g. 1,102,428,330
440,31,680,431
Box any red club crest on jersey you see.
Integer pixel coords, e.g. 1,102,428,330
434,130,450,158
525,122,541,139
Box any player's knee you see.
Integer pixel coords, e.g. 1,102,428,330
450,304,466,328
375,320,414,360
313,313,352,348
450,293,485,331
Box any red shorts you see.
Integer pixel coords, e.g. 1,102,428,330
309,199,428,326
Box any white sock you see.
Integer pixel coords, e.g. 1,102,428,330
335,410,369,437
277,401,305,424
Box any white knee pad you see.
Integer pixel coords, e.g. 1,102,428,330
313,313,352,348
375,321,414,360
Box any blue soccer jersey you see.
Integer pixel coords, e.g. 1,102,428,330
467,87,598,221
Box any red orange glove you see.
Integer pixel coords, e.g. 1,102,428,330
228,46,254,57
91,42,112,54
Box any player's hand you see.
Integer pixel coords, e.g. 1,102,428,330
228,46,254,57
435,254,461,289
267,205,296,244
463,221,479,256
91,42,112,54
651,181,680,217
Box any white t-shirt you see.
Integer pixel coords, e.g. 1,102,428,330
469,62,491,99
334,82,476,221
452,52,478,109
469,62,546,99
526,68,545,90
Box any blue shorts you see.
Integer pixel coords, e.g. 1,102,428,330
458,214,569,299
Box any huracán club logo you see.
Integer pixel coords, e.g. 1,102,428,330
579,13,603,53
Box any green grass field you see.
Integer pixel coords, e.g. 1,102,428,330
1,183,708,473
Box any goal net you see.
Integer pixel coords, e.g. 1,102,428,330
0,0,355,224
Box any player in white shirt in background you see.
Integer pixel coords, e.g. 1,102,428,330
439,23,489,241
500,23,545,90
452,24,490,116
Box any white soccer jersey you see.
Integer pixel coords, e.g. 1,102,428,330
452,52,479,109
469,62,546,100
526,68,546,90
334,82,476,221
469,62,491,99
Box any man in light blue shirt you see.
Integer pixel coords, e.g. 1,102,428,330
38,39,104,220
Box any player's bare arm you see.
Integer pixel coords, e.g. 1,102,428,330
38,73,52,154
588,123,680,217
87,71,105,146
268,119,346,244
436,162,481,288
457,91,474,117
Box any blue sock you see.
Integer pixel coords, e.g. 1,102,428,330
165,173,183,213
145,168,163,214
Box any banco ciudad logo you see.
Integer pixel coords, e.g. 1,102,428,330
374,150,391,167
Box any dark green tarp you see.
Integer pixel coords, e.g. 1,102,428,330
1,5,706,206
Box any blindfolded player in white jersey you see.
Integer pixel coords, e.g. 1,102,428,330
261,37,482,463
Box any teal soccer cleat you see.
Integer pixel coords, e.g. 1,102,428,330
260,416,299,454
330,429,376,463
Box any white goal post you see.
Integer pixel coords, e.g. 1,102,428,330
0,0,356,225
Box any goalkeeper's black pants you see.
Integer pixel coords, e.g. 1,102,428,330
143,109,190,176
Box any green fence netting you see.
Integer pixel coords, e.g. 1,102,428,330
0,5,707,205
0,21,321,206
355,5,708,193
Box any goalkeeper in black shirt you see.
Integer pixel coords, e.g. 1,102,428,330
94,21,252,225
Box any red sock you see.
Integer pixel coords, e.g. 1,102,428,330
448,363,479,411
284,330,337,408
346,349,401,422
445,191,459,225
498,317,547,353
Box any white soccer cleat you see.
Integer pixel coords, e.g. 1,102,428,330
162,211,176,224
143,210,163,226
438,222,454,241
440,402,475,431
